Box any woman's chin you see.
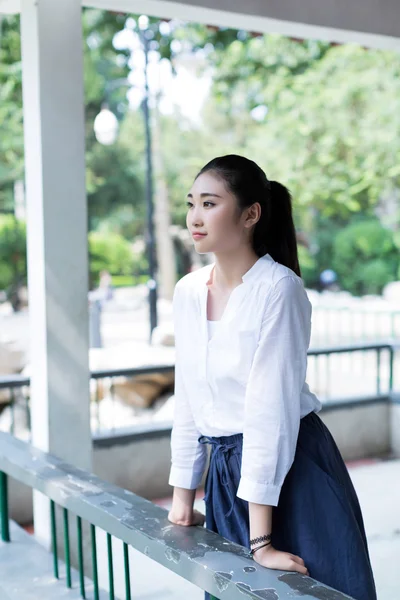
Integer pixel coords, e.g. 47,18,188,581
193,239,211,253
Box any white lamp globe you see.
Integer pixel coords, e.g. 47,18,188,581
138,15,149,30
94,107,119,145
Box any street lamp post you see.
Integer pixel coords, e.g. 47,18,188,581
138,18,158,340
93,18,158,343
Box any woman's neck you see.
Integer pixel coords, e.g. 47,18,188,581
211,249,260,290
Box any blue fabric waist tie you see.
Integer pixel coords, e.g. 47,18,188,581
198,435,240,518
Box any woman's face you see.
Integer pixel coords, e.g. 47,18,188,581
186,171,253,255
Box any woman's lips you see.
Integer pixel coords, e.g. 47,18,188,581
192,233,207,239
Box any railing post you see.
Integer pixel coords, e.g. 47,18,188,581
50,500,59,579
63,508,72,588
90,524,99,600
389,345,394,393
376,348,381,395
77,516,86,598
0,471,10,542
123,542,131,600
107,533,115,600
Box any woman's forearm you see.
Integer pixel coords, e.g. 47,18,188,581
170,487,196,522
168,486,205,527
248,502,273,545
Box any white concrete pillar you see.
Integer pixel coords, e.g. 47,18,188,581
20,0,91,545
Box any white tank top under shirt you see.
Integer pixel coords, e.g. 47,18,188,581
207,319,220,340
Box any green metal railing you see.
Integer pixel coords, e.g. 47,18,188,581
0,365,175,439
0,464,131,599
90,365,174,432
307,342,397,400
0,432,355,600
311,306,400,346
46,508,137,599
90,523,99,600
0,470,10,543
0,374,30,436
1,343,399,441
49,502,118,599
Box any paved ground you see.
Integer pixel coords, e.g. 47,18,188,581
348,458,400,600
0,521,108,600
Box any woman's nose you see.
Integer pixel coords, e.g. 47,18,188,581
190,207,204,227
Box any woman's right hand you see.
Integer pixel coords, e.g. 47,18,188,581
168,508,205,527
253,544,309,576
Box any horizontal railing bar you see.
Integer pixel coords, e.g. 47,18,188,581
389,392,400,404
90,365,175,379
91,393,391,444
1,342,397,389
307,342,395,355
320,394,390,411
313,306,400,312
0,366,175,389
0,375,30,390
0,432,353,600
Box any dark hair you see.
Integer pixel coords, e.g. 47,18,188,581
196,154,301,277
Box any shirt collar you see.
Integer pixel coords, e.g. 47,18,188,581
202,253,273,287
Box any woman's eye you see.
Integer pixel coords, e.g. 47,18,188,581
186,201,214,208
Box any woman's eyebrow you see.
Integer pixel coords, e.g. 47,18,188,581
187,192,223,199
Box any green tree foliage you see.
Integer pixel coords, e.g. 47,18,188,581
86,140,144,232
0,16,24,211
0,217,141,298
332,219,399,295
297,245,318,288
2,13,400,296
201,37,400,221
0,11,143,226
83,9,145,228
191,35,400,293
83,9,130,131
0,215,26,292
88,231,134,285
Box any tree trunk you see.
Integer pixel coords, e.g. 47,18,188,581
152,96,177,301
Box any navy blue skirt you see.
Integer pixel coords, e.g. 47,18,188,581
199,411,377,600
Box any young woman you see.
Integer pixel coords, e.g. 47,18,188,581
167,155,376,600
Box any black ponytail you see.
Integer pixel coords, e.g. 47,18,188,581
196,155,302,277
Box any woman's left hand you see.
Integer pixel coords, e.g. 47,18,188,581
252,544,309,576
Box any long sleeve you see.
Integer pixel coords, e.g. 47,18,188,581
168,283,207,489
236,275,312,506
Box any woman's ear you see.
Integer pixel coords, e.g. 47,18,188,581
244,203,261,228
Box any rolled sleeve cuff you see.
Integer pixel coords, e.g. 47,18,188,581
168,465,204,490
237,476,282,506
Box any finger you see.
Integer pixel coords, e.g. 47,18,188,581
289,554,305,566
291,562,308,576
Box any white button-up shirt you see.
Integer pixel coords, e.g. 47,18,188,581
168,254,321,506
